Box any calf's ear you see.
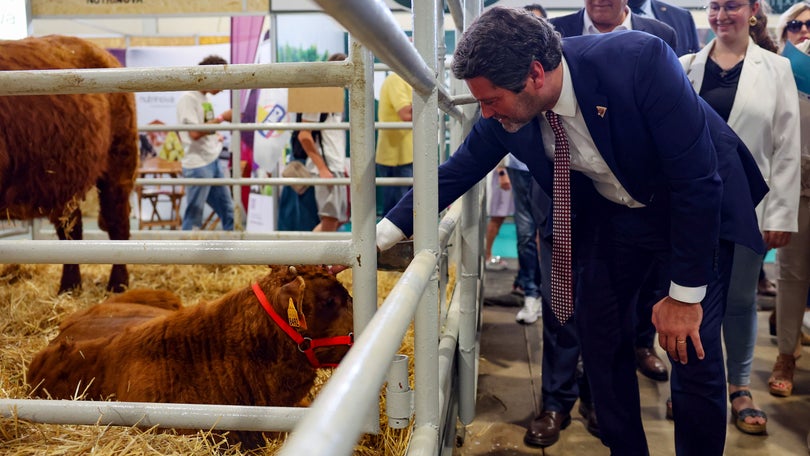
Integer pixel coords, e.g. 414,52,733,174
274,276,308,330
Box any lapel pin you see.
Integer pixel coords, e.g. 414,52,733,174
596,106,607,118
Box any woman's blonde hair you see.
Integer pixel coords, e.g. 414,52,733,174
776,1,810,50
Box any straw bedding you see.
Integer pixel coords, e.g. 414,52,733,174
0,262,433,455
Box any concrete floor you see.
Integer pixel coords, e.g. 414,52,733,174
455,259,810,455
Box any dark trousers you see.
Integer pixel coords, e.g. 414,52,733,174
538,234,589,413
530,181,591,415
574,196,730,456
634,259,669,349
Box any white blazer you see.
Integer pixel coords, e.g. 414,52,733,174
680,37,801,233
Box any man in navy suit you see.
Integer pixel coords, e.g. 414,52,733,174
629,0,700,55
550,0,677,47
526,1,681,444
376,6,766,455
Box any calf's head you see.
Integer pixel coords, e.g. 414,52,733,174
256,265,354,368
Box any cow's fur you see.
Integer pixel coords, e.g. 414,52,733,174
0,35,138,293
27,265,354,449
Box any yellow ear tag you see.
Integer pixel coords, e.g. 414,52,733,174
287,297,301,328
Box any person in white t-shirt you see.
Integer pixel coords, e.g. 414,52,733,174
176,54,235,231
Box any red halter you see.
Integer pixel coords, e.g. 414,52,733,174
252,282,353,369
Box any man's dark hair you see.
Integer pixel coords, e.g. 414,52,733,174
452,6,561,93
524,3,547,18
199,55,227,66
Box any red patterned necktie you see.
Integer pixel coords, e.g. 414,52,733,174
545,111,574,325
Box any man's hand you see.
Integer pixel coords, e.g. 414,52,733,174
652,296,703,364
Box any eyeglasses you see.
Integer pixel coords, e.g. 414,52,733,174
786,19,810,32
705,2,747,15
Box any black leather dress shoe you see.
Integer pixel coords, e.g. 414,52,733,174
577,401,600,438
524,410,571,447
635,347,669,382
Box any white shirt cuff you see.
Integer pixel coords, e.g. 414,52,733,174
376,218,406,252
669,282,706,304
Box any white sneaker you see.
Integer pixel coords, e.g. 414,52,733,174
516,296,542,324
485,256,508,271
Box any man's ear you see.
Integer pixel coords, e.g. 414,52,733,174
528,61,546,90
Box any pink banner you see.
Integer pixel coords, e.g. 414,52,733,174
231,16,266,209
231,16,266,111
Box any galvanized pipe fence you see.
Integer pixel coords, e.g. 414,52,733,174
0,0,487,454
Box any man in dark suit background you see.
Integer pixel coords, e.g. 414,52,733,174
525,0,679,446
628,0,701,55
376,6,766,455
550,0,677,46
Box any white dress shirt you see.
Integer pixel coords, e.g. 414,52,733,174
541,58,644,209
582,7,633,35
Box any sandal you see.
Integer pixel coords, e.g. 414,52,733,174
769,354,796,397
730,390,767,435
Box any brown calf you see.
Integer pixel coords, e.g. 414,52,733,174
27,265,354,448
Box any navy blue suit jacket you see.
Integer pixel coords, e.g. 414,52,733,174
650,0,700,56
549,9,678,52
385,31,766,290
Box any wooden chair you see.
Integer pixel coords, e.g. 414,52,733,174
136,157,185,230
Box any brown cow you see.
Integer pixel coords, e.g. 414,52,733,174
0,35,138,293
27,265,354,449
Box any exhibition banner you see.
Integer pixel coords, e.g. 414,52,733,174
32,0,267,16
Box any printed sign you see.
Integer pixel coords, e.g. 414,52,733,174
32,0,267,16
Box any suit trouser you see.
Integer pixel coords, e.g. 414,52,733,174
538,234,592,413
529,181,590,414
574,197,730,456
634,261,669,349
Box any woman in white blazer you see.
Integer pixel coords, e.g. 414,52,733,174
680,1,801,436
